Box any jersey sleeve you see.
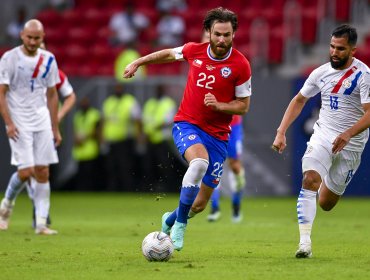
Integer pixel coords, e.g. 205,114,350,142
300,67,321,98
58,76,74,98
235,56,252,98
173,42,194,61
360,71,370,104
46,54,60,88
0,52,12,85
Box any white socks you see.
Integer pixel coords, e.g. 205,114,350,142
297,188,317,244
33,181,51,228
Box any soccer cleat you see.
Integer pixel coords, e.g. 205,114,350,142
295,242,312,258
207,210,221,222
35,226,58,235
0,198,14,231
231,213,243,223
161,212,172,235
170,221,187,251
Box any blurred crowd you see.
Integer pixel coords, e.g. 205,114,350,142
67,83,186,192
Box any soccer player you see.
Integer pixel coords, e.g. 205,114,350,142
207,114,246,223
0,19,61,235
27,41,77,228
272,24,370,258
124,7,252,250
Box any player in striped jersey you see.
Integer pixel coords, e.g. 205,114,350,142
124,7,252,250
0,19,61,235
272,24,370,258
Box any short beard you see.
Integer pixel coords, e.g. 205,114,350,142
210,41,232,58
330,56,349,69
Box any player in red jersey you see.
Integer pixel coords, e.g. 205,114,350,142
124,7,252,250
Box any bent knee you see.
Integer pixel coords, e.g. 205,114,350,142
302,171,321,191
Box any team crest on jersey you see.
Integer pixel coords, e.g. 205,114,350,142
342,78,352,89
220,67,231,78
188,134,196,140
193,59,203,67
206,65,215,71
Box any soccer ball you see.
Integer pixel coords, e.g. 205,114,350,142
142,231,174,261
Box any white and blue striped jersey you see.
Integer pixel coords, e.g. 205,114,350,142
300,58,370,152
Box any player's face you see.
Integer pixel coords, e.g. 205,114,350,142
21,28,44,56
209,22,234,59
329,36,355,70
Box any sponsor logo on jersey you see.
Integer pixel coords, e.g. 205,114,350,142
220,67,231,78
206,65,215,71
188,134,196,140
193,59,203,67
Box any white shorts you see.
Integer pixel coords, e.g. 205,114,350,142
302,135,361,195
9,129,59,169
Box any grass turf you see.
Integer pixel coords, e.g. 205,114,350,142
0,193,369,280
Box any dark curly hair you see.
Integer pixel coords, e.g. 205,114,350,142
203,7,238,32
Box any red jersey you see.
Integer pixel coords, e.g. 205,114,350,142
230,115,242,126
173,42,252,140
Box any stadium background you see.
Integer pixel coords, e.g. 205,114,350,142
0,0,369,196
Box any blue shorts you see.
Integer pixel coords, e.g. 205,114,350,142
227,123,243,160
172,122,228,188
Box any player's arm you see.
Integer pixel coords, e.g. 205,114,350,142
0,84,18,141
332,102,370,154
272,92,309,154
204,94,250,115
58,91,76,123
46,86,62,146
123,49,177,79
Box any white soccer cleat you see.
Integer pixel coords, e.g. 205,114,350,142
35,226,58,235
207,210,221,222
0,198,14,231
295,242,312,258
231,214,243,223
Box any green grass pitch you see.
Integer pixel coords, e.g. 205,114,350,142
0,192,369,280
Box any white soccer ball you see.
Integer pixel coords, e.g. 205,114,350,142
142,231,174,261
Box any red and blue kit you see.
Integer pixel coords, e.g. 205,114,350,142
173,42,252,140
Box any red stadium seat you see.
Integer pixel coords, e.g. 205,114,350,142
64,44,89,65
44,26,65,45
36,9,61,27
60,8,83,28
67,26,94,46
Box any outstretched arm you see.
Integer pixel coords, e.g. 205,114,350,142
272,92,309,154
123,49,177,79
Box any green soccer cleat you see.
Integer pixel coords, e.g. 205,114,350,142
170,221,187,251
161,212,172,235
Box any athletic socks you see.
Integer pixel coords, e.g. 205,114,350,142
210,187,220,212
33,181,51,228
297,188,317,244
5,172,26,201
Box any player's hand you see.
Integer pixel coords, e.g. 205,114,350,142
6,123,19,141
53,128,62,147
332,131,350,154
271,132,287,154
204,93,219,110
123,62,138,79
